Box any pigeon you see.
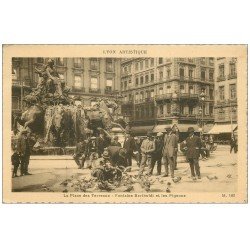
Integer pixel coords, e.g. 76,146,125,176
167,182,171,186
226,174,232,178
124,185,134,192
166,188,171,193
172,176,182,183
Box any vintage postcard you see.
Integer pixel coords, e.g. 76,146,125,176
2,44,248,203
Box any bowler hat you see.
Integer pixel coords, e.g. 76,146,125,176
187,127,195,133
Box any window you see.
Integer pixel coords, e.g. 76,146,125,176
145,75,149,83
219,86,225,100
201,57,205,64
140,76,144,85
106,59,113,72
209,104,213,115
90,77,98,89
140,92,144,101
230,84,236,99
166,85,171,93
159,87,163,95
151,73,154,82
135,62,139,71
74,58,82,68
201,70,206,81
209,70,214,81
106,79,113,91
90,58,98,70
158,58,163,64
180,85,185,93
219,64,225,77
124,81,127,90
74,75,82,88
159,70,163,80
167,69,171,79
188,69,193,79
159,105,164,115
180,105,184,114
167,103,171,114
218,108,225,119
150,90,154,98
140,61,143,70
189,85,194,94
209,88,214,99
146,91,150,99
179,68,184,79
150,58,154,67
135,93,139,101
145,59,149,68
189,106,194,115
229,63,236,76
135,77,139,86
57,58,64,66
209,57,214,65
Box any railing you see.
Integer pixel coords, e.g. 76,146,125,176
72,86,85,92
155,93,172,100
228,73,237,80
217,75,226,82
89,88,101,93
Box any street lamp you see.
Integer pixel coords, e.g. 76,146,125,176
199,90,206,134
229,100,237,136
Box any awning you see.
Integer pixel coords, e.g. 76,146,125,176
203,124,215,134
207,124,237,134
130,125,154,135
153,124,200,133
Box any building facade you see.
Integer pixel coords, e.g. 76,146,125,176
210,57,237,139
12,57,121,108
120,57,215,137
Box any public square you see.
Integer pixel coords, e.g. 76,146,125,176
12,145,237,193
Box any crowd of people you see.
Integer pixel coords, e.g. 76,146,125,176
72,126,204,181
11,125,238,181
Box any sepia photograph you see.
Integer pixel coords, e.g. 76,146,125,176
2,45,247,203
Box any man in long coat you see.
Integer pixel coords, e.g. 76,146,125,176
162,127,178,178
184,127,202,180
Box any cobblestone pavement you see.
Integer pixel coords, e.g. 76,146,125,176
12,145,237,193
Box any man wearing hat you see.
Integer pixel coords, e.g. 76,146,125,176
148,132,164,175
162,127,178,178
73,138,87,169
138,131,156,176
184,127,202,180
123,131,136,168
17,129,32,176
110,135,122,147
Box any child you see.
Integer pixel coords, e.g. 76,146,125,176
11,149,20,178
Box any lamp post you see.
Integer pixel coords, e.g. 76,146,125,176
199,90,206,134
229,100,237,136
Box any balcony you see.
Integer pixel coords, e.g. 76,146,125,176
89,88,101,94
155,93,172,101
71,86,85,92
217,75,226,82
228,73,237,80
104,88,114,94
122,100,133,105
